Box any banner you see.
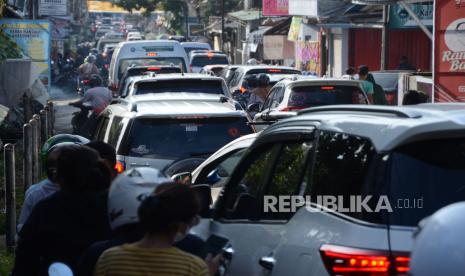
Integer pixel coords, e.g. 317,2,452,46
295,41,320,76
263,0,289,16
287,16,301,41
390,3,433,29
263,35,294,60
39,0,67,16
0,19,51,91
433,0,465,102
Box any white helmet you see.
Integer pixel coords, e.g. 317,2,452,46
108,167,172,230
247,58,258,65
410,202,465,276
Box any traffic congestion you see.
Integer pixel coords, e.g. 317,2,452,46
1,0,464,275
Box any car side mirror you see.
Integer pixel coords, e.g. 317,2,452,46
171,171,192,185
191,184,212,218
247,103,260,113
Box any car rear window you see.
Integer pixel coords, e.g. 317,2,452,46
119,58,186,78
289,85,368,107
184,47,209,54
192,56,229,67
122,117,253,160
134,79,224,95
387,138,465,227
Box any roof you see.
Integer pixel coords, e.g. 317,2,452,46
132,73,225,82
228,9,261,21
263,104,465,152
119,93,245,117
238,65,301,73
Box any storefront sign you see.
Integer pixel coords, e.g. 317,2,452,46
390,3,433,29
433,0,465,102
0,19,51,90
289,0,317,17
263,0,289,16
295,41,320,75
39,0,67,16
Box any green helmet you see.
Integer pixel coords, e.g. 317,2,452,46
41,134,90,169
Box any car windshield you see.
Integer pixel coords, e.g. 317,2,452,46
184,47,209,54
124,118,254,160
371,73,399,90
387,138,465,227
192,56,229,67
289,85,367,107
119,58,186,78
134,79,225,95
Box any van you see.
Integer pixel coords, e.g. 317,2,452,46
109,40,189,90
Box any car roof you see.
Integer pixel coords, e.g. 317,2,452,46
181,42,210,47
280,78,364,87
131,73,225,82
114,93,245,117
238,65,301,73
262,104,465,152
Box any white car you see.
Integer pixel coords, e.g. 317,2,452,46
191,104,465,275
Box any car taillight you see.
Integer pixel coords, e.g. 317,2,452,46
111,84,118,91
148,66,161,71
83,79,90,85
114,160,125,174
280,106,305,111
239,86,247,94
320,244,410,275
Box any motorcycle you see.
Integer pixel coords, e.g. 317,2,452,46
53,58,78,90
69,102,94,138
76,78,91,96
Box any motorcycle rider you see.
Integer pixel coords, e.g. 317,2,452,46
77,54,99,81
77,167,205,276
69,74,112,137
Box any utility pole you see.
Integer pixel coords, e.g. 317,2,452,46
184,2,189,41
221,0,225,51
380,5,390,70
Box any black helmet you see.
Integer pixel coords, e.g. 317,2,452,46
89,74,102,87
256,73,270,87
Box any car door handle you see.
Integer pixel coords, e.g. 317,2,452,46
223,247,234,260
259,256,275,270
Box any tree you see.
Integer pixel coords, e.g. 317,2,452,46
0,0,22,62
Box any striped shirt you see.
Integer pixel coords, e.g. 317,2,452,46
94,244,209,276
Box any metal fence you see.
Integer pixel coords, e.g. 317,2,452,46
2,100,55,248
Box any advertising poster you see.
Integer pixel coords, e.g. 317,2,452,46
0,19,51,90
263,0,289,16
39,0,67,16
295,41,320,76
287,16,302,41
390,3,433,29
434,0,465,102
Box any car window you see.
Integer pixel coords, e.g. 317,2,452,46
107,116,124,147
134,79,225,95
262,141,313,220
305,131,376,221
262,87,277,110
222,144,280,220
96,116,110,141
270,86,285,109
201,148,248,187
191,56,229,67
122,117,253,160
289,85,368,108
386,138,465,227
229,71,243,88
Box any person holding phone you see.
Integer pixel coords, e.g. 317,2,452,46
94,183,221,276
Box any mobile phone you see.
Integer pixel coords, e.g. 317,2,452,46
200,234,229,259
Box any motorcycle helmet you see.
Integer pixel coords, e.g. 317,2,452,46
41,134,89,168
87,54,96,63
410,202,465,276
108,167,173,230
247,58,258,65
89,74,103,87
256,73,270,88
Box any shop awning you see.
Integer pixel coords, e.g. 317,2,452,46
228,10,261,21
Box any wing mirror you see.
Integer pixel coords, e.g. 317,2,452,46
247,103,261,113
171,171,192,185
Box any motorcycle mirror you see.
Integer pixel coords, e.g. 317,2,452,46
48,262,74,276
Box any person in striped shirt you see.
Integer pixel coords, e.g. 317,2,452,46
95,183,221,276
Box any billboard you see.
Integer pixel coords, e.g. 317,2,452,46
39,0,67,16
263,0,289,16
295,41,320,75
389,3,433,29
0,19,51,91
433,0,465,102
188,24,205,37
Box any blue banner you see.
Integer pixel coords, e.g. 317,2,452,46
0,19,51,91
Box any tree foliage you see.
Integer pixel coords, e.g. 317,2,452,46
0,0,22,62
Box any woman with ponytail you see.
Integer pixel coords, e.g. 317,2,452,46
13,144,112,276
95,183,221,276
